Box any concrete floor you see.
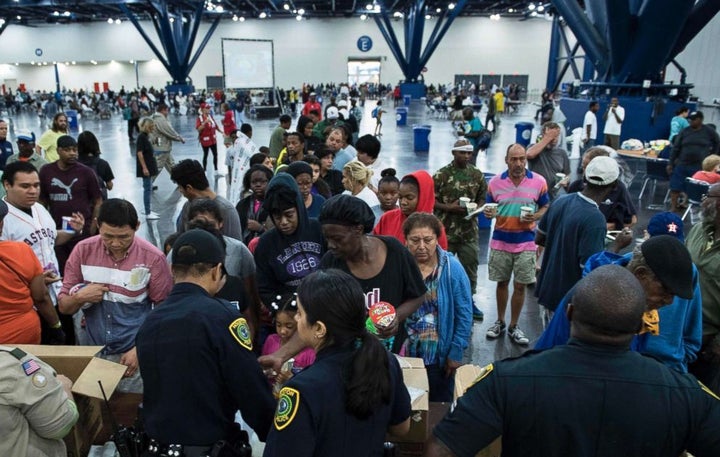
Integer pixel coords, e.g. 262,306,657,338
5,100,686,367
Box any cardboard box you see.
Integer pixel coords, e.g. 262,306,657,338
387,356,430,443
453,364,502,457
17,345,130,457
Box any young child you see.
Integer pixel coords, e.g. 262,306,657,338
236,164,272,245
261,294,316,389
372,100,386,137
302,155,332,198
377,168,400,213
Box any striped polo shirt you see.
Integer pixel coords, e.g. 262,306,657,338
487,169,549,253
59,235,173,354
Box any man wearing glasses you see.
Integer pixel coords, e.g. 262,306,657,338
687,183,720,392
57,198,172,393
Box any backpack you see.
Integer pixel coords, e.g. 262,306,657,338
371,107,378,118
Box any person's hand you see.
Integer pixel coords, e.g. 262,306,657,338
376,316,399,339
143,168,150,177
75,283,110,305
666,165,673,175
258,354,284,374
483,206,497,219
546,128,560,140
68,212,85,232
449,200,466,214
520,212,535,224
43,270,62,284
445,359,462,378
247,219,263,232
275,369,294,385
47,326,66,345
119,347,138,377
614,228,633,248
582,137,589,144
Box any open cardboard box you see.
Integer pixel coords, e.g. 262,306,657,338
453,364,502,457
387,356,430,443
17,345,140,457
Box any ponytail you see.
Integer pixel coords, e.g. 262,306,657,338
345,331,391,419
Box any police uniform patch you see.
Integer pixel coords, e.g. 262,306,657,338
274,387,300,430
31,373,48,388
469,363,494,388
22,359,41,376
228,318,253,351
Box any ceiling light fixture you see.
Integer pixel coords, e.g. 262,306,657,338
360,14,368,20
448,3,456,10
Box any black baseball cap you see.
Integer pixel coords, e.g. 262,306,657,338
172,229,226,269
640,235,693,299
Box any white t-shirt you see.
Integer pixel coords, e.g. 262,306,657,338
583,110,598,140
603,105,625,135
1,199,62,301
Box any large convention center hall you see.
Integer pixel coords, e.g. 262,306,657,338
1,1,720,456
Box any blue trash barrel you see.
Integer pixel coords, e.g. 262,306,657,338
515,122,534,147
403,94,411,106
413,125,431,152
65,110,79,129
478,172,496,229
396,107,408,126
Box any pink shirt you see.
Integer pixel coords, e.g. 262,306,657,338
261,333,316,370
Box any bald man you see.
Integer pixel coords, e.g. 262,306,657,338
425,265,720,457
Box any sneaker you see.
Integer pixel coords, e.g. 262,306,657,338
472,307,484,321
145,212,160,220
508,325,529,345
486,320,506,339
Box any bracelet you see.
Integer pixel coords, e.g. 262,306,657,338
51,321,62,329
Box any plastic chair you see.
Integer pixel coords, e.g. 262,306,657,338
638,158,670,204
682,178,710,222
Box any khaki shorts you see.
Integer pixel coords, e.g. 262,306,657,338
488,249,536,284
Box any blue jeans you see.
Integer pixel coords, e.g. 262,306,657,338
142,176,152,214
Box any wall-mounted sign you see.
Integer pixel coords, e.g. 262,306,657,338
357,36,373,52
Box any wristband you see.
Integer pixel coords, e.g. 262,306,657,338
51,321,63,329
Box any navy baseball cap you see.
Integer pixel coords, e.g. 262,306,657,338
172,229,226,268
647,212,684,242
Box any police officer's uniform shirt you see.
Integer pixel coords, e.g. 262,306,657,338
136,283,275,446
433,339,720,457
264,345,411,457
0,346,79,457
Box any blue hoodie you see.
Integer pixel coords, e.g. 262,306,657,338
253,173,325,305
535,250,702,373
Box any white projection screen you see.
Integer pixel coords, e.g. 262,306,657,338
222,39,275,89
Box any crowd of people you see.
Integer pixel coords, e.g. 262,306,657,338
1,87,720,457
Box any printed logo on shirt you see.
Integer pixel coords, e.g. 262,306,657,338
364,288,381,310
284,253,321,277
274,387,300,430
49,177,78,201
23,227,57,247
228,317,253,351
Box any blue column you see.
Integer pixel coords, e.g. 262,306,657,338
119,1,220,86
373,0,467,83
546,15,561,91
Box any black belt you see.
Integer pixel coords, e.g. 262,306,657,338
147,442,213,457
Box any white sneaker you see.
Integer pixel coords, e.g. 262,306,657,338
145,212,160,220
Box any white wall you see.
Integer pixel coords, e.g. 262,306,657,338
664,12,720,103
0,16,552,93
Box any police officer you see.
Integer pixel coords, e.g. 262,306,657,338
425,265,720,457
263,269,411,457
136,229,275,456
0,346,79,457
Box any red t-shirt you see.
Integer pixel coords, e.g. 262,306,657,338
0,241,43,344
